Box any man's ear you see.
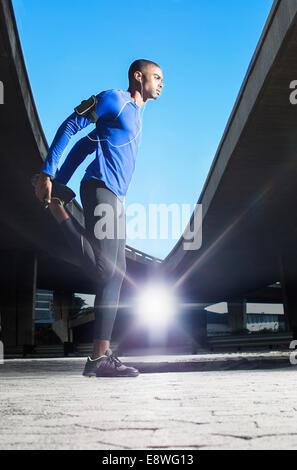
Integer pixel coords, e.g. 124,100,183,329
134,71,142,83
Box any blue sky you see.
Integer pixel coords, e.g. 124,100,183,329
13,0,274,260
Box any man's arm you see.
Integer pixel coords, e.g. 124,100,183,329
35,111,92,204
55,129,98,185
52,91,126,187
35,90,121,204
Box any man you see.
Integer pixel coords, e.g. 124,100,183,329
34,59,164,377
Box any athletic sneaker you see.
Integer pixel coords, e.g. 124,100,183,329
31,174,76,208
82,349,139,377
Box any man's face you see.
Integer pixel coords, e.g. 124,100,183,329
142,65,164,100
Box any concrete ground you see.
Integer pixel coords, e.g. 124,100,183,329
1,352,297,450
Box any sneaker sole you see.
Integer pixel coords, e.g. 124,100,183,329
83,372,139,377
96,371,139,378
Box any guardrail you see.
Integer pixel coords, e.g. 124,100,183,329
125,245,163,264
208,333,293,351
3,333,294,358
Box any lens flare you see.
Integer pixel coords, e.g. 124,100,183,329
133,282,177,326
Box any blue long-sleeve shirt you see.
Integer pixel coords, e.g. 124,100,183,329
55,129,97,185
42,89,141,201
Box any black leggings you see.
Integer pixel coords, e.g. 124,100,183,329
61,178,126,340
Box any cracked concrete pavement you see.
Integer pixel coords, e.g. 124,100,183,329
1,354,297,450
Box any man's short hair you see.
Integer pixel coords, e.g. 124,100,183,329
128,59,160,83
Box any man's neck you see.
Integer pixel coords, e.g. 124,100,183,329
127,89,146,108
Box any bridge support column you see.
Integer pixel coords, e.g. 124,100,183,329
280,251,297,337
0,251,37,349
52,291,73,346
189,308,208,353
227,299,247,333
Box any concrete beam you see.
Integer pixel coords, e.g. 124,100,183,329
280,250,297,336
227,300,247,332
17,252,37,346
186,308,208,353
52,291,73,343
0,251,37,347
0,251,17,347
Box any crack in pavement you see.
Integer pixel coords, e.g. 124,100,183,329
213,432,297,441
154,397,181,401
74,423,159,432
95,440,132,450
167,418,210,426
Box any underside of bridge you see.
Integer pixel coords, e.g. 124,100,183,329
0,0,159,350
2,0,297,354
162,0,297,338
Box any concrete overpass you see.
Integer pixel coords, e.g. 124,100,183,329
1,0,297,353
162,0,297,337
0,0,161,350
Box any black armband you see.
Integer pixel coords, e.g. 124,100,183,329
74,95,99,123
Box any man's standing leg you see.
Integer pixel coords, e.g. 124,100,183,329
80,179,138,377
92,232,126,358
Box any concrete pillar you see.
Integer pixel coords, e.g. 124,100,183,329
17,252,37,346
52,291,73,343
0,251,37,348
280,251,297,336
227,299,247,332
189,308,208,353
0,251,17,347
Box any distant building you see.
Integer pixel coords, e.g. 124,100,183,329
247,313,285,332
206,311,231,336
34,289,54,324
206,308,285,336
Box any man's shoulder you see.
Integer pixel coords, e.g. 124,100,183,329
97,89,129,102
94,90,130,119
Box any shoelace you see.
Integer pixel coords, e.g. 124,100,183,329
107,353,123,368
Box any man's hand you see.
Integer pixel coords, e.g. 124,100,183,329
35,173,52,205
